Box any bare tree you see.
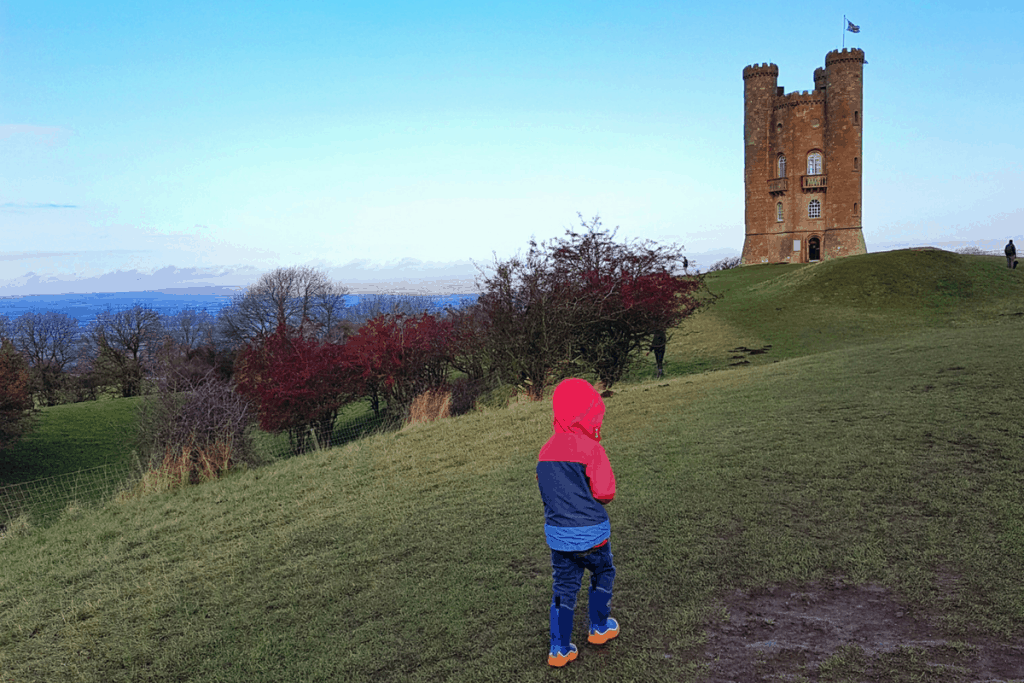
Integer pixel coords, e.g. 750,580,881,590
163,307,217,354
150,307,222,391
217,266,350,347
13,311,82,371
472,247,579,400
343,293,434,326
87,304,164,398
12,311,83,406
0,315,13,342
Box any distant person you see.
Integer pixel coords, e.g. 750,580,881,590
647,328,667,379
1005,240,1017,269
536,378,619,667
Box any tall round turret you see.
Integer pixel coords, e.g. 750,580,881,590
823,48,865,255
742,63,778,264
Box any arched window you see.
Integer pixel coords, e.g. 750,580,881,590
776,202,784,222
807,152,823,175
778,155,786,178
808,199,821,218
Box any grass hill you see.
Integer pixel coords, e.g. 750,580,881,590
1,250,1022,682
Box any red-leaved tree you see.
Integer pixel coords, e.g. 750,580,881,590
234,321,356,454
342,312,455,420
544,215,715,387
569,266,708,386
0,338,38,455
473,213,717,395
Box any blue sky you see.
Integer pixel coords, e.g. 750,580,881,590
2,1,1022,294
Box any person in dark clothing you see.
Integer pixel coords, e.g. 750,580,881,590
1005,240,1017,269
648,329,667,379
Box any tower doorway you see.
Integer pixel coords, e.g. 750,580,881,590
808,237,821,262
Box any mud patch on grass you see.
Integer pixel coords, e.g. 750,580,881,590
698,577,1024,682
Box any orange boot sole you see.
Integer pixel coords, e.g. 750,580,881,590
588,618,620,645
547,644,578,667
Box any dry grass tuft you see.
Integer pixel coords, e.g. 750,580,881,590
407,388,452,426
118,438,234,500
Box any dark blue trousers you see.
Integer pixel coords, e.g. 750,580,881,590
549,540,616,650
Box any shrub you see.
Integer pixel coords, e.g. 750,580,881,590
0,338,38,454
707,255,742,271
133,364,258,486
955,246,986,255
448,375,492,416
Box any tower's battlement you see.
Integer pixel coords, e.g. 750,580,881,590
743,63,779,79
774,91,825,109
825,48,865,67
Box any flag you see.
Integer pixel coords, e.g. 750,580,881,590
847,19,860,33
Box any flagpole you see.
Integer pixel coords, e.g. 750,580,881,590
843,15,846,48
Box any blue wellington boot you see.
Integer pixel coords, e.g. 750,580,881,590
587,585,619,645
548,601,578,667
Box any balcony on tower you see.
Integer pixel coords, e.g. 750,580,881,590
767,177,788,194
802,174,827,191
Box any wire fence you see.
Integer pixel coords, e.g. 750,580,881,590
0,360,658,532
0,373,512,529
0,460,139,530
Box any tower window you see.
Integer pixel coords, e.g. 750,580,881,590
778,155,786,177
808,199,821,218
854,202,859,215
776,202,784,222
854,110,859,124
807,152,823,175
854,157,859,170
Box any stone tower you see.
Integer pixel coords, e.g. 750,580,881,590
742,49,868,265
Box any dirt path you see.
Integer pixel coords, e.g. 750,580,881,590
697,578,1024,682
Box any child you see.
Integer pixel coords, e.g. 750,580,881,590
536,378,620,667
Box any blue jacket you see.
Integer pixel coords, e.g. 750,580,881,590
537,379,616,552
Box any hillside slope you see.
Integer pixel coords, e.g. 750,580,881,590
1,249,1022,682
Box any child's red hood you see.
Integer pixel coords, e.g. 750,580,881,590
551,378,605,442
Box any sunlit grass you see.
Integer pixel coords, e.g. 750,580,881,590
1,319,1022,681
0,250,1022,681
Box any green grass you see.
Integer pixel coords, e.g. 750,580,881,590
0,249,1022,681
0,397,145,484
666,249,1024,372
